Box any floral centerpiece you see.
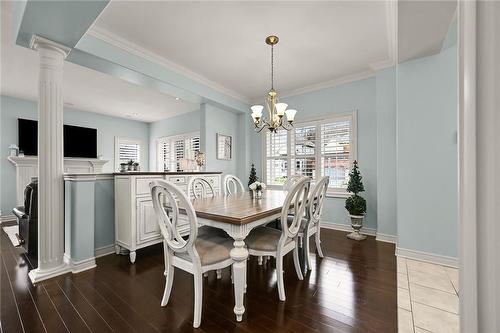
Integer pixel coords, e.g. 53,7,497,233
249,181,266,199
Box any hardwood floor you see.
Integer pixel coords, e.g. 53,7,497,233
1,224,397,332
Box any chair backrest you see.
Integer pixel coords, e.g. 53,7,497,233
150,180,198,254
280,177,311,241
307,176,330,226
283,175,306,191
187,177,215,199
223,174,245,195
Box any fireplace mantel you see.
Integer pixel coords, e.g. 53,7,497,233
7,156,109,207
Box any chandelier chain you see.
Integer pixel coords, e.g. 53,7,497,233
271,44,274,90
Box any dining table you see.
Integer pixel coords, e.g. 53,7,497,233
190,189,290,322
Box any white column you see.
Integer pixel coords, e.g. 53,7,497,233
28,36,71,284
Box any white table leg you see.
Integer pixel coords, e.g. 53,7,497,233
230,238,248,322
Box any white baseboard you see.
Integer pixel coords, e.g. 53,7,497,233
95,245,115,258
320,221,377,236
376,233,397,244
0,214,17,223
63,254,97,274
396,247,458,268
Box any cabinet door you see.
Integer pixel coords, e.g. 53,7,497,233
136,197,162,244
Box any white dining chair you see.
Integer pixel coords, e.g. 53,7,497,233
296,176,329,271
187,176,216,199
283,174,306,191
187,176,229,279
223,174,245,195
150,180,234,328
245,177,311,301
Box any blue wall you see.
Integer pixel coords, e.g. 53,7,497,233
248,77,380,231
0,95,149,215
376,67,397,237
397,44,458,259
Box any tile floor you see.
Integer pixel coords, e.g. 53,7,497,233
397,257,459,333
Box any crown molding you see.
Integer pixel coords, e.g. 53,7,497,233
279,69,376,98
86,26,251,104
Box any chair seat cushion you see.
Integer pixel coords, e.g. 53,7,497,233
198,225,229,238
176,232,233,266
246,227,292,252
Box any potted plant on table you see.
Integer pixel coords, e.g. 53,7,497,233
345,160,367,240
127,159,134,171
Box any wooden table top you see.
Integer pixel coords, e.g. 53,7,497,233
191,190,288,225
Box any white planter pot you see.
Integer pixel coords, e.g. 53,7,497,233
347,214,367,241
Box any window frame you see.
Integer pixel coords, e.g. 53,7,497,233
261,110,357,198
114,137,142,171
156,131,200,172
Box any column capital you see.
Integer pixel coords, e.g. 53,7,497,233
29,35,71,58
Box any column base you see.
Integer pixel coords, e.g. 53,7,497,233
28,263,71,284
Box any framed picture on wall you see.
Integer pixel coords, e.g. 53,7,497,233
216,133,232,160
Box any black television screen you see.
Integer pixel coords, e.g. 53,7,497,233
18,119,97,158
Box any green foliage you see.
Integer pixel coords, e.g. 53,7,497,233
345,195,366,216
248,164,258,188
347,160,364,194
345,161,366,215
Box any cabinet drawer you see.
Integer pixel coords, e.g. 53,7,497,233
168,176,187,185
136,176,163,195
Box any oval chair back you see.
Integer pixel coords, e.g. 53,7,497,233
283,175,306,191
280,177,311,242
223,174,245,195
187,177,215,199
150,180,198,255
307,176,330,226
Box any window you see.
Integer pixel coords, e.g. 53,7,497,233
263,112,357,196
157,132,200,171
115,137,142,171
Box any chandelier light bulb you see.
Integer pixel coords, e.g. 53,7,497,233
285,109,297,122
275,103,288,116
251,105,264,117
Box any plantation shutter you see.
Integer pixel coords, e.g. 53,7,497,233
118,142,140,165
292,124,317,179
321,119,351,189
265,129,288,186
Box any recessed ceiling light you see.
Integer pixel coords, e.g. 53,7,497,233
175,97,180,101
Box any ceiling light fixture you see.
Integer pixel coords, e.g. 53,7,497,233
251,35,297,133
175,97,180,101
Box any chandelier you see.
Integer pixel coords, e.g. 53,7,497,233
251,35,297,133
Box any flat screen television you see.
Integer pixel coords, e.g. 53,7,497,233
18,119,97,158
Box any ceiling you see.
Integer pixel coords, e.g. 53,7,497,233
0,2,198,123
93,1,393,100
398,0,457,63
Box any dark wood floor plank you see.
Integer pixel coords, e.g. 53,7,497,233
43,282,91,333
1,228,396,333
1,256,25,333
57,277,114,333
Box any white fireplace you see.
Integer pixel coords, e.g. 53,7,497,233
7,156,108,207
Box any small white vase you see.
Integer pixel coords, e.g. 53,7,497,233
254,190,263,199
347,214,367,241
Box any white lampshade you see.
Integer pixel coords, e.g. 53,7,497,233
251,112,258,122
251,105,264,117
285,109,297,122
275,103,288,116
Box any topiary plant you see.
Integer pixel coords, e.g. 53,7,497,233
248,163,258,189
345,160,366,216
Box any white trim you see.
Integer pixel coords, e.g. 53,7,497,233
87,26,251,104
29,35,71,58
63,254,97,274
63,173,114,181
459,1,478,331
280,70,376,98
320,221,376,236
375,233,397,244
94,245,115,258
0,214,17,223
28,264,72,284
396,247,458,268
